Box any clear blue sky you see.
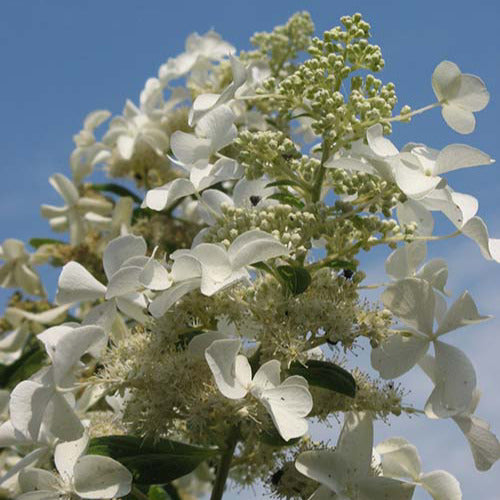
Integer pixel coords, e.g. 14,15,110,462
1,1,499,498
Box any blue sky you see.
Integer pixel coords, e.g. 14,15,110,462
0,0,499,498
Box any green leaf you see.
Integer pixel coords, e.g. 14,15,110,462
88,435,218,485
277,266,311,295
0,346,46,390
266,179,304,189
268,192,305,209
324,259,356,271
288,360,356,398
29,237,66,249
92,183,143,204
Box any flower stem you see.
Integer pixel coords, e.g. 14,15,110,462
210,427,239,500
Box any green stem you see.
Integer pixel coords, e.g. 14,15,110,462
311,141,331,203
210,427,239,500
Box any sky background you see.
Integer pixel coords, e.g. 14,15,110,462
1,0,499,498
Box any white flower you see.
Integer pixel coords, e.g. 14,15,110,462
295,412,415,500
56,235,149,331
103,100,169,162
0,239,45,297
8,323,105,443
432,60,490,134
41,174,113,245
56,234,150,326
143,157,243,211
149,229,289,317
158,30,235,85
419,354,500,471
70,110,112,184
0,305,70,365
170,105,237,167
18,432,132,499
371,278,490,417
385,241,450,296
205,339,312,441
85,196,134,242
375,437,462,500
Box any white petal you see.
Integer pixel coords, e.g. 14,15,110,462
0,447,50,487
187,331,230,358
149,279,200,318
397,200,434,236
49,173,79,205
105,266,142,299
461,216,500,262
205,339,249,399
17,492,60,500
9,381,53,441
435,291,490,336
103,234,147,280
295,450,347,493
191,244,232,283
375,437,421,480
170,131,211,166
371,333,429,379
442,105,475,135
452,74,489,111
394,162,442,199
116,135,135,160
385,241,427,280
145,178,196,211
426,341,476,418
432,61,461,102
419,470,462,500
381,278,435,335
73,455,132,499
18,468,59,492
54,433,89,482
357,476,415,500
84,110,111,131
416,259,449,295
434,144,493,175
228,229,288,269
453,415,500,471
252,360,281,391
366,124,399,157
38,324,105,385
260,385,312,441
335,412,373,480
115,293,148,322
195,105,236,142
139,258,171,291
56,262,106,304
46,391,85,441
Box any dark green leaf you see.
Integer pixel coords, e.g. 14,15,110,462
277,266,311,295
92,183,143,204
29,237,66,249
0,346,46,389
268,193,305,209
88,435,218,485
288,360,356,398
325,260,356,271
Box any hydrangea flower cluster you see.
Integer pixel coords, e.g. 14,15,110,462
0,11,498,500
